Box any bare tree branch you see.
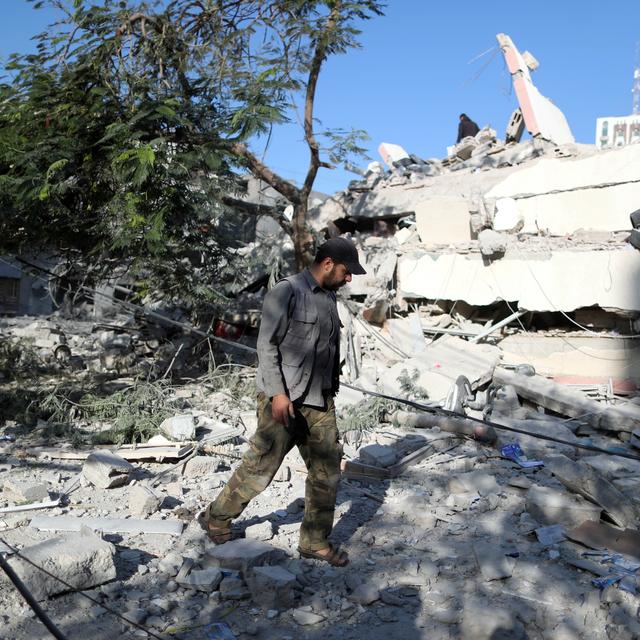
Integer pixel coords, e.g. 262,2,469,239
228,142,302,205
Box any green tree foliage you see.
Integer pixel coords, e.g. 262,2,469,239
0,0,384,299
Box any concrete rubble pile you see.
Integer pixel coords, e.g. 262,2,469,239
2,30,640,640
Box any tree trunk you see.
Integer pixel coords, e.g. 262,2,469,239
293,201,315,271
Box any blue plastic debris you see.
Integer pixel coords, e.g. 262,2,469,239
204,622,237,640
592,575,621,590
500,443,544,468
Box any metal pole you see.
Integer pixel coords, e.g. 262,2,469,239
469,309,527,343
0,553,68,640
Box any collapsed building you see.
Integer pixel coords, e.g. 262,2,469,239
3,32,640,640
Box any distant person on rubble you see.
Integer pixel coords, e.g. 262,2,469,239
457,113,480,143
201,237,366,567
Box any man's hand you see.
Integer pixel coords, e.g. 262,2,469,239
271,393,295,427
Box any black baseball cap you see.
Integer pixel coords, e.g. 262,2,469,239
316,237,366,275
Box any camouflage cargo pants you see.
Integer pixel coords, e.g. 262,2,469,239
205,392,343,551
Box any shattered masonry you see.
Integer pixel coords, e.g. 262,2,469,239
2,31,640,640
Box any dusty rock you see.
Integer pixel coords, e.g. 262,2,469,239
292,607,325,625
219,575,250,600
247,565,297,609
176,567,222,592
478,229,507,256
349,581,380,605
159,414,196,441
245,521,274,541
128,485,161,517
3,532,116,600
182,455,221,478
83,450,133,489
205,539,287,575
2,479,49,504
358,443,398,468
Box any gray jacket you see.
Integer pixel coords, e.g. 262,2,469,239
256,270,340,404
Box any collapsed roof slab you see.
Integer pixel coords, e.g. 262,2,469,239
497,33,574,146
398,247,640,313
485,144,640,235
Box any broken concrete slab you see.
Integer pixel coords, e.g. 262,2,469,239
2,479,49,504
545,454,637,528
473,540,516,581
205,539,287,575
535,524,566,546
247,565,297,609
526,485,601,528
486,143,640,235
398,247,640,313
384,313,427,356
176,567,223,592
2,531,116,600
493,368,640,433
392,410,496,442
493,198,524,232
566,520,640,560
29,515,183,536
498,334,640,387
358,443,398,468
414,197,472,246
384,336,500,404
83,450,133,489
159,414,196,442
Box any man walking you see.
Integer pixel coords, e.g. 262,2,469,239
202,237,366,567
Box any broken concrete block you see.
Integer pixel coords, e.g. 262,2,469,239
245,521,273,541
358,444,398,468
545,454,637,528
472,541,516,581
176,567,222,592
414,196,472,245
2,479,49,504
128,485,161,518
219,575,250,600
526,485,601,528
247,565,297,609
478,229,507,257
182,455,221,478
159,414,196,442
292,607,326,626
83,450,133,489
3,532,116,600
535,524,566,546
493,198,524,232
205,539,287,575
448,471,499,496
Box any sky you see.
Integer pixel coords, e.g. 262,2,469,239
2,0,639,195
